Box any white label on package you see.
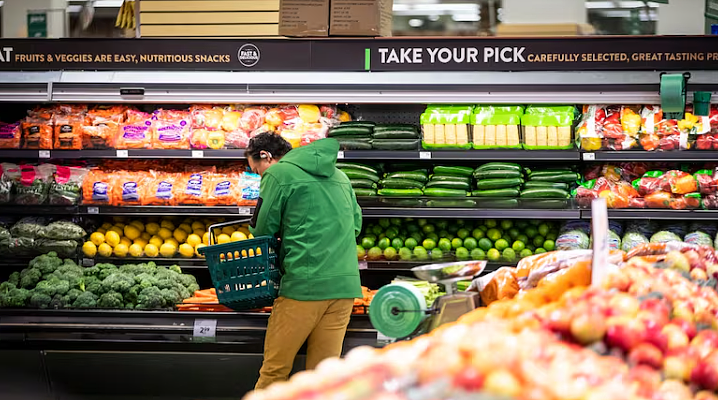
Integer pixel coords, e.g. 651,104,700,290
358,261,368,270
38,150,51,159
193,319,217,338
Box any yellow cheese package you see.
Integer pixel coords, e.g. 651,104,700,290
522,105,576,150
471,105,523,149
420,105,472,150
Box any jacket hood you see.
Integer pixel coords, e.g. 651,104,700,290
278,138,339,178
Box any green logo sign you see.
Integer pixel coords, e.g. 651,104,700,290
27,12,48,38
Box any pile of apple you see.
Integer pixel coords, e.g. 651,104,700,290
625,242,718,284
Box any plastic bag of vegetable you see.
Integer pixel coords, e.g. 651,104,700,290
14,164,54,205
49,166,89,206
660,222,687,238
688,222,718,237
40,221,86,241
556,229,590,250
0,224,9,241
10,217,47,239
5,237,35,256
0,163,19,204
685,230,713,247
650,230,682,244
621,231,649,252
34,239,78,257
625,220,659,237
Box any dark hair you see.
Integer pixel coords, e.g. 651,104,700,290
245,132,292,161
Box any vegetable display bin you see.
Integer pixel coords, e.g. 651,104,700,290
198,220,280,311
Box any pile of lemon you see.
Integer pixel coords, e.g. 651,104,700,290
81,217,253,259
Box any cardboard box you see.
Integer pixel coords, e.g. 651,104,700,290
496,23,595,37
279,0,330,37
330,0,393,37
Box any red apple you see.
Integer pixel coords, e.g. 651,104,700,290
691,360,718,391
544,309,572,335
663,355,693,381
627,365,662,395
692,268,709,281
695,390,718,400
570,313,607,345
672,303,695,324
684,250,704,271
608,293,640,317
605,317,647,351
628,343,664,369
661,324,690,351
453,366,484,391
483,369,522,398
669,318,697,340
707,263,718,279
692,330,718,358
640,298,671,322
657,379,693,400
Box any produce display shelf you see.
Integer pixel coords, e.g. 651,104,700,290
0,205,78,215
78,205,255,217
582,151,718,162
0,149,248,160
341,150,580,161
361,207,581,219
580,209,718,220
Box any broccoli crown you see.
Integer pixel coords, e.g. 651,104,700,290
33,279,70,297
49,294,69,309
83,266,100,277
160,288,182,306
19,268,41,289
0,288,29,307
0,281,16,293
101,273,135,294
136,286,165,309
97,291,124,309
66,288,83,303
30,253,63,275
72,292,98,308
29,292,52,309
96,263,119,280
84,276,102,294
135,273,158,289
177,273,197,289
169,265,182,274
124,284,141,305
7,271,20,287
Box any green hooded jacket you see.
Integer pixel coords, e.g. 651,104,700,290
249,138,363,301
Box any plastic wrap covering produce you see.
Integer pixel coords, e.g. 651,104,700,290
0,218,84,258
521,105,575,150
471,105,523,149
421,105,472,150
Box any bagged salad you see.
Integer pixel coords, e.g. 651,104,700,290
49,166,89,206
14,164,54,205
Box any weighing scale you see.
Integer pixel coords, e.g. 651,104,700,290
369,261,486,340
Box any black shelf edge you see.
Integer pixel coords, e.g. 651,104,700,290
0,149,247,159
581,209,718,220
583,151,718,162
89,257,208,268
0,205,78,215
361,207,581,219
341,150,580,161
79,205,255,216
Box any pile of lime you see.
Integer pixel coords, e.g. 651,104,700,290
357,218,559,263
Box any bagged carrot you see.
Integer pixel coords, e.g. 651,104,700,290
114,171,143,205
152,109,191,149
83,169,114,205
178,168,213,205
0,122,21,149
141,170,178,206
21,116,53,149
117,110,153,149
53,114,83,150
206,173,236,206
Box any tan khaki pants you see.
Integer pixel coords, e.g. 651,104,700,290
254,296,354,390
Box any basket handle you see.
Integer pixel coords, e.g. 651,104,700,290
208,219,253,245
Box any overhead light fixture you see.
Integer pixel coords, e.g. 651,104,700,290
452,13,480,22
429,14,441,21
408,18,424,27
587,1,661,8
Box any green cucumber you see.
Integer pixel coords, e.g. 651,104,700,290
433,165,474,177
350,179,377,189
523,199,568,208
476,162,522,172
477,198,519,208
380,178,424,190
329,126,373,137
335,139,372,150
378,188,423,197
430,175,471,184
341,169,380,182
372,130,419,139
471,188,520,197
473,169,523,180
353,188,377,197
426,199,477,208
386,171,429,183
373,124,417,133
528,169,576,178
425,180,470,191
423,188,468,197
520,188,570,199
336,162,379,176
339,121,376,129
475,178,524,190
528,173,580,183
371,139,420,151
523,181,569,190
524,167,573,175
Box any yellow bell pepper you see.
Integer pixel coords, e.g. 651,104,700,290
207,131,225,150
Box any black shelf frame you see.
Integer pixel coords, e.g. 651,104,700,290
583,151,718,162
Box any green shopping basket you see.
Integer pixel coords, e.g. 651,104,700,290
197,220,281,311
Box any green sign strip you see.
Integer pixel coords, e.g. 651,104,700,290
365,48,370,71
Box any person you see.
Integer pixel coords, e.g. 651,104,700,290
246,132,363,390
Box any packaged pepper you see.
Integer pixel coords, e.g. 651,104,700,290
53,114,83,150
21,116,53,149
644,191,672,209
672,174,698,194
0,122,21,149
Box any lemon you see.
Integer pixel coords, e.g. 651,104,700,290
105,231,121,247
112,216,127,223
160,220,175,230
129,244,144,257
203,232,210,245
178,223,193,234
191,221,205,232
221,226,235,235
134,238,149,248
238,227,250,236
193,229,205,238
114,222,126,229
145,222,160,235
114,243,129,258
195,244,206,257
101,222,113,230
249,233,254,239
129,220,145,232
159,243,177,258
158,227,173,240
144,244,159,258
97,228,107,235
179,243,194,258
120,237,132,247
173,229,188,243
97,243,112,257
124,225,141,241
165,238,179,248
90,232,105,246
186,234,202,248
109,226,123,235
149,235,163,248
217,234,231,244
141,232,151,241
82,241,97,257
231,231,247,242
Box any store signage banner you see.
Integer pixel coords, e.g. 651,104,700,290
0,36,716,71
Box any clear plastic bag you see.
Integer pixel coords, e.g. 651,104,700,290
49,166,89,206
15,164,54,205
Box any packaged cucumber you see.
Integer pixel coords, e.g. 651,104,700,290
471,106,523,150
521,105,576,150
420,105,472,150
372,124,419,139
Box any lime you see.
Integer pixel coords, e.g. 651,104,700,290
436,220,449,230
378,218,391,228
478,225,488,232
448,225,459,234
463,237,478,251
470,248,486,260
384,247,398,260
485,219,497,228
399,247,413,260
500,220,513,230
543,240,556,251
390,218,402,226
516,234,529,244
478,238,493,251
378,233,386,239
535,247,547,254
417,218,428,227
538,223,550,237
519,248,533,258
512,240,525,252
457,228,470,239
529,219,541,226
494,239,509,251
508,228,520,239
385,228,398,240
546,232,558,241
422,238,437,250
487,248,501,261
438,238,452,252
406,237,420,250
410,232,424,244
456,219,467,227
357,245,366,260
367,247,383,260
502,248,517,263
533,235,545,248
451,238,463,249
487,228,502,241
413,246,429,260
391,238,404,249
526,244,536,251
456,247,470,260
430,248,444,260
361,237,375,249
422,224,436,235
377,237,391,250
515,221,528,229
365,234,377,241
525,226,538,238
438,230,451,239
406,224,420,233
472,228,485,240
371,225,383,236
502,235,513,244
426,233,439,243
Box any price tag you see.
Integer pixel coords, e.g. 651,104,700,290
419,151,432,159
358,261,368,270
87,207,99,214
82,258,95,267
583,153,596,161
116,150,129,158
191,150,204,158
38,150,51,159
193,319,217,339
337,151,345,159
237,207,251,216
377,331,393,343
591,198,609,287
